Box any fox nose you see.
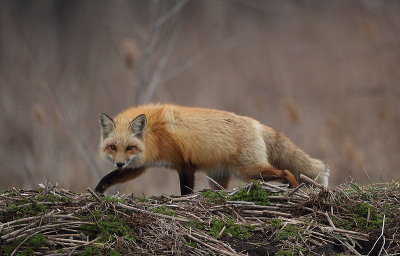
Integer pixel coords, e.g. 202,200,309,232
116,162,125,168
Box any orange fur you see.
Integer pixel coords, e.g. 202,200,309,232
96,104,329,194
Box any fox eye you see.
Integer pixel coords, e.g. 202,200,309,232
126,146,134,151
110,145,117,151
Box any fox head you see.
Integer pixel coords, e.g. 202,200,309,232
99,113,147,169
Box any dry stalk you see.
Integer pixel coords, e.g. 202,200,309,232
117,202,190,222
1,180,399,255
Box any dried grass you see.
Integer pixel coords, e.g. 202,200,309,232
1,176,399,255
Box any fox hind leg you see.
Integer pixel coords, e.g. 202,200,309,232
242,165,299,187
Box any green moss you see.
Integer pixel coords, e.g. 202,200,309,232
355,202,372,215
78,246,103,256
5,201,47,218
202,190,221,199
79,212,135,242
355,203,382,229
209,217,254,239
102,196,125,203
2,234,47,256
229,182,272,206
87,210,103,219
3,244,16,256
5,199,30,208
275,224,304,241
185,241,199,248
108,249,122,256
26,233,47,247
79,224,99,239
151,205,175,217
268,218,283,230
382,203,400,214
187,219,206,230
333,202,383,231
122,234,136,243
209,218,226,238
202,190,227,202
136,197,150,203
332,216,351,230
346,182,379,201
6,203,21,212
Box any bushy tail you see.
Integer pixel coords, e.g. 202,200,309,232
262,126,330,187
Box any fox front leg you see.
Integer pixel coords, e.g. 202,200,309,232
95,167,146,193
178,164,196,195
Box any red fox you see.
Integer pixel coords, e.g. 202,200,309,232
95,104,329,195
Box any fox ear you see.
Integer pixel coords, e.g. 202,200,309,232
99,113,115,139
130,114,147,137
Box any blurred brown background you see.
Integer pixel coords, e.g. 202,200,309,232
0,0,399,195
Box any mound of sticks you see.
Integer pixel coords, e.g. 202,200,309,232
1,175,399,255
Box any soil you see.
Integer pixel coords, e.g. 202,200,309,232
221,231,344,256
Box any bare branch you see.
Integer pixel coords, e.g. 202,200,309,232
141,22,179,103
154,0,191,29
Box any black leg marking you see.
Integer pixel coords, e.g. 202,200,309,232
178,164,196,195
95,168,122,193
